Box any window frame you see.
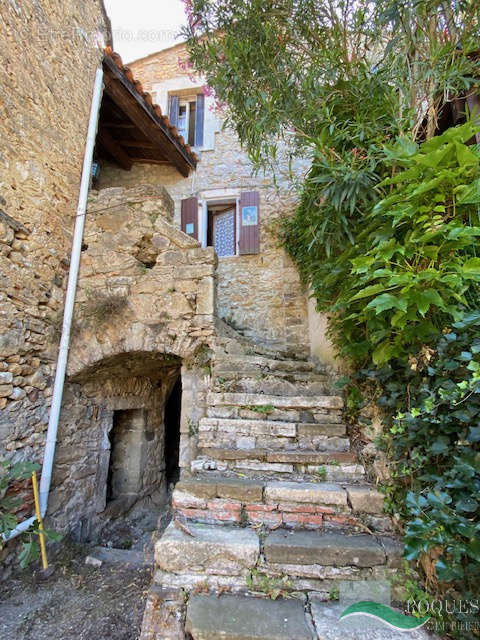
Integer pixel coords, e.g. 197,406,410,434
169,92,204,149
199,195,240,257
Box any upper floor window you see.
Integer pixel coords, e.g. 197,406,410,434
168,93,205,148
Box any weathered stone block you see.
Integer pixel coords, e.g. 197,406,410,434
346,485,384,514
264,530,386,567
155,522,259,575
186,595,314,640
175,478,218,499
265,481,347,506
215,478,264,502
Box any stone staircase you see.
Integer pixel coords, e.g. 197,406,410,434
140,330,414,640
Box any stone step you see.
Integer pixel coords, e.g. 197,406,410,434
191,455,365,483
154,521,259,584
154,522,402,599
213,374,331,397
185,594,314,640
214,368,328,384
142,591,433,640
172,477,390,532
198,417,349,452
208,392,343,411
198,447,356,465
207,405,344,424
214,354,319,374
264,529,389,567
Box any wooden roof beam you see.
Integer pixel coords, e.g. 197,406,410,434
102,57,194,177
97,129,133,171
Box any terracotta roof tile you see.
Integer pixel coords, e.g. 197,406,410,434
103,47,198,164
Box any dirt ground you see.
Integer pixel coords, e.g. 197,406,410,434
0,541,152,640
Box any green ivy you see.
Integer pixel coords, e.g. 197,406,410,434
372,312,480,634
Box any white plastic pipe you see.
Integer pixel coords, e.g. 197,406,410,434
5,67,104,541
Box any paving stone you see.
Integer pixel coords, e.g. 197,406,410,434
139,586,185,640
346,485,384,514
264,530,386,567
186,594,314,640
311,602,436,639
91,546,151,567
155,522,259,576
265,481,347,506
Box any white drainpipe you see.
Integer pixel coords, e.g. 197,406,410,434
5,67,104,541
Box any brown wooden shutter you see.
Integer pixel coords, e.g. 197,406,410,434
169,95,179,127
181,196,198,240
238,191,260,255
195,93,205,147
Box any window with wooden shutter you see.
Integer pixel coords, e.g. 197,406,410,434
168,93,205,148
168,95,179,128
238,191,260,255
181,196,199,240
195,93,205,147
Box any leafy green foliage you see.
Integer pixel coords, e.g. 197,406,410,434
0,460,39,538
375,313,480,634
326,124,480,367
184,3,480,636
185,0,480,168
0,460,61,569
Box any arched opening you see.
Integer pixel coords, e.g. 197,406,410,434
69,350,183,548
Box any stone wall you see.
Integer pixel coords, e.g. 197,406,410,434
43,185,216,537
0,1,108,512
98,42,311,358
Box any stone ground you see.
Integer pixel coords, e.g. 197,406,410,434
0,540,151,640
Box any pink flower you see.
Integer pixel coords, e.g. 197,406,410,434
201,84,214,97
182,0,201,33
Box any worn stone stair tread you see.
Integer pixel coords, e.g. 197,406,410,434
264,529,387,567
199,417,347,437
207,391,343,409
155,521,259,575
311,602,435,639
200,447,357,464
214,366,326,378
176,476,264,501
175,476,383,512
186,594,314,640
214,354,319,372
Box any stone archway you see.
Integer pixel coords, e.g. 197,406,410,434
68,351,183,544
